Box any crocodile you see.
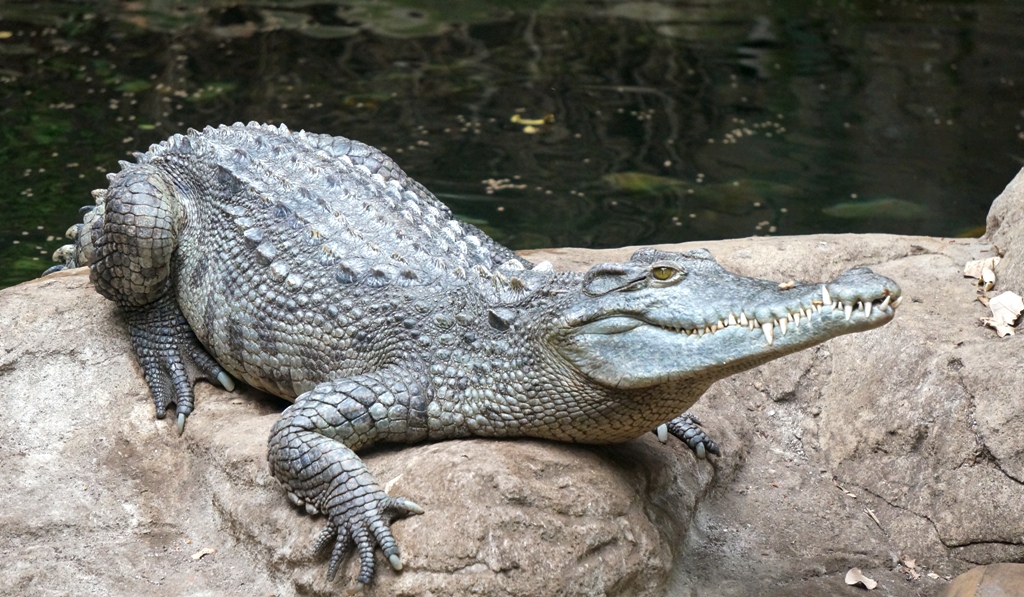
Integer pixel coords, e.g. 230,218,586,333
46,122,902,587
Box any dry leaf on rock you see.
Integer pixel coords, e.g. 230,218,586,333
864,507,882,529
191,547,216,561
902,558,921,580
981,291,1024,337
990,292,1023,323
845,567,878,590
833,478,856,498
964,257,1000,291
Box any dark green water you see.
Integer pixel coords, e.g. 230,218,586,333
2,1,1023,289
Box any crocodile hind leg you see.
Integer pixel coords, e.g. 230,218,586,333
267,369,431,586
654,413,721,459
89,164,233,430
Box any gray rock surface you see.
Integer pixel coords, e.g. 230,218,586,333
940,563,1024,597
987,168,1024,292
3,169,1023,596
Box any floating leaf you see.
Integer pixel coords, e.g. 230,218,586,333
603,171,687,194
115,79,152,93
822,197,929,220
510,113,554,126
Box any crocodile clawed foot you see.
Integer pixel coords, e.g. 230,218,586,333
655,414,720,459
314,494,424,585
125,295,234,433
138,332,234,433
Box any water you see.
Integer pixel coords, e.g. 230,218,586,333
2,0,1023,289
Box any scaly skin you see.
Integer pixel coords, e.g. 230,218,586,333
47,122,902,587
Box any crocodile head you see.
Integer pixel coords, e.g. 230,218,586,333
552,247,901,391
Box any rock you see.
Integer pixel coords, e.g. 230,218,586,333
941,563,1024,597
986,168,1024,292
3,168,1024,595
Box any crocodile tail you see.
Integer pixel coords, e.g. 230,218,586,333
43,189,108,275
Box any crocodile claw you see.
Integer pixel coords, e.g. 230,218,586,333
655,414,721,458
315,495,424,584
217,371,236,392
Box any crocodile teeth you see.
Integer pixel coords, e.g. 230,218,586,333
844,303,853,321
863,301,872,317
739,312,749,326
728,313,738,327
762,321,774,345
749,318,758,331
822,285,832,306
778,317,788,335
880,295,891,310
893,296,903,309
793,312,801,327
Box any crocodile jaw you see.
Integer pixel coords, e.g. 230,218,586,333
555,273,901,391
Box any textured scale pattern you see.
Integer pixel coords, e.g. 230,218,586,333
47,122,902,587
119,123,523,399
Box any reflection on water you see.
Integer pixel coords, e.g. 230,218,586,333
1,1,1022,287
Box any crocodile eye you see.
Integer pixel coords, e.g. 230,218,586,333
651,266,676,281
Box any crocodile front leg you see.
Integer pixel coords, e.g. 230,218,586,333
267,369,431,586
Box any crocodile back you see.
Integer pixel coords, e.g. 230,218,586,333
121,123,523,397
142,122,521,282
